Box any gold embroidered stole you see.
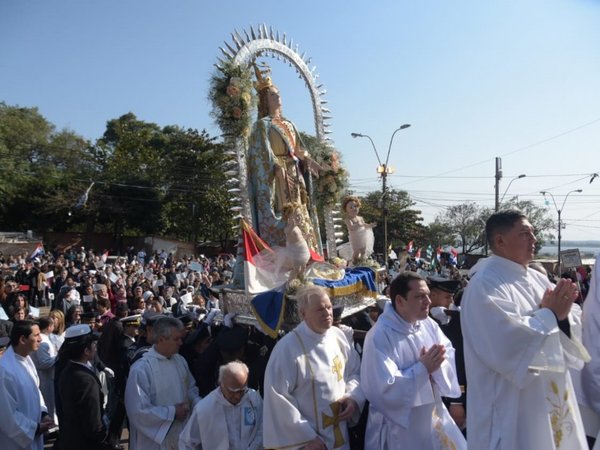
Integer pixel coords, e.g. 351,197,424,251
292,330,346,449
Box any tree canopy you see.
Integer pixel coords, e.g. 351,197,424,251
0,104,234,248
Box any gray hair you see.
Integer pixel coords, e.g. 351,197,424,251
296,285,328,312
152,316,183,340
218,360,249,384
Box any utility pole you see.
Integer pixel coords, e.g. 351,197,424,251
495,157,502,212
351,124,411,268
381,165,389,269
540,189,583,275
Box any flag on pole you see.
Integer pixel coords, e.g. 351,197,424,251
241,220,278,294
406,240,414,254
29,243,44,261
101,251,109,263
415,247,422,259
426,244,433,260
449,248,458,266
74,182,95,209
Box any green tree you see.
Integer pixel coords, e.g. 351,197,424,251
358,189,424,254
432,202,492,255
0,102,93,231
502,197,555,251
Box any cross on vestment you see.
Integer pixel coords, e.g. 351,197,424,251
322,401,345,449
331,355,343,381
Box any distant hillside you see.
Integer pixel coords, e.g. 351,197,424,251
545,240,600,247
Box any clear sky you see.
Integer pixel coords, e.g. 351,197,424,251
2,0,600,241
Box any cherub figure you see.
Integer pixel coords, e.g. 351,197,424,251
281,202,311,281
342,196,376,264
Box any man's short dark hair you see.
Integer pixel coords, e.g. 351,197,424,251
38,316,52,332
485,209,528,250
9,319,36,347
389,272,425,308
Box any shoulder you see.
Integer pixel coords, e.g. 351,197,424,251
420,317,448,339
268,332,304,365
327,326,351,348
245,389,263,407
193,389,219,416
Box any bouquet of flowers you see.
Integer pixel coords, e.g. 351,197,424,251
209,61,255,139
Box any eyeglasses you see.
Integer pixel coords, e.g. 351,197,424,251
225,385,248,395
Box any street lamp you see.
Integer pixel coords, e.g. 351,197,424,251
351,124,411,268
540,189,583,275
498,174,526,209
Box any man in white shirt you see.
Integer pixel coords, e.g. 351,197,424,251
125,316,200,450
179,360,262,449
30,316,58,424
0,320,54,450
361,272,466,450
461,209,588,450
263,285,364,450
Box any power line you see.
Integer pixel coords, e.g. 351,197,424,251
394,117,600,187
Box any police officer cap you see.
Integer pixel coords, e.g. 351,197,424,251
427,276,461,294
184,323,211,346
141,311,165,327
120,314,141,327
215,326,247,352
64,324,98,342
332,304,344,320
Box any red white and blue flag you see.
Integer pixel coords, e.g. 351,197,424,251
241,220,279,295
29,243,44,261
449,248,458,266
406,240,414,254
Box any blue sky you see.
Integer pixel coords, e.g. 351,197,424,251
2,0,600,241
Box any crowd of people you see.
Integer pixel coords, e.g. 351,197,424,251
0,209,598,449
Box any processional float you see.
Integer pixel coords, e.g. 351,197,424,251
210,25,381,335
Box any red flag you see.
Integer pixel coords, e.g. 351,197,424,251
29,243,44,260
406,240,414,254
415,247,422,259
242,220,279,294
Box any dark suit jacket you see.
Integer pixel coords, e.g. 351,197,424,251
58,361,107,450
432,310,467,407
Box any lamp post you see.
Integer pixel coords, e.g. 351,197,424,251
351,124,411,268
540,189,583,275
498,174,526,210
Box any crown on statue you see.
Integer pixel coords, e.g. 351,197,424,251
253,61,274,92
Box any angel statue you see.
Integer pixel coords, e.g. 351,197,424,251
338,196,376,265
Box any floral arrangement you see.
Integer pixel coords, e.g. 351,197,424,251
300,133,349,209
286,276,311,296
355,257,381,271
208,61,256,139
330,256,347,269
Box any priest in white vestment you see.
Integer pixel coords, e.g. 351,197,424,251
125,316,200,450
361,271,466,450
461,210,589,450
0,320,54,450
263,285,365,450
575,252,600,447
179,360,263,450
31,317,58,424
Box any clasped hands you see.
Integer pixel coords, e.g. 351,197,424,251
540,278,578,321
420,344,446,374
